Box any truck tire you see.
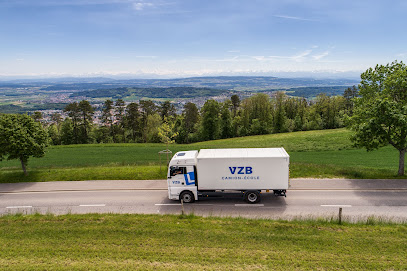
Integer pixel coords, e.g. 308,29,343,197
180,191,195,203
244,191,261,203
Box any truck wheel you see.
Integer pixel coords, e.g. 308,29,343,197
180,191,195,203
244,191,260,203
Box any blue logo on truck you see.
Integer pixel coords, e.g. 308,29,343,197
229,167,253,174
183,172,195,185
223,166,259,180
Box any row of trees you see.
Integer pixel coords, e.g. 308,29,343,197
41,91,356,146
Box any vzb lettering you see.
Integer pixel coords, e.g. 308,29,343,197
229,167,253,174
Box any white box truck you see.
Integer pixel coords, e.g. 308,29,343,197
167,148,289,203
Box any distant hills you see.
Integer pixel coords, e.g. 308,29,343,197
1,76,359,92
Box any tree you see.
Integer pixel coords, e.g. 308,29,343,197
240,93,273,135
293,97,308,131
158,118,178,165
64,102,81,144
272,92,287,133
32,111,43,123
159,101,176,120
139,100,157,117
125,102,141,142
173,115,187,144
304,106,323,130
174,102,200,144
314,94,345,129
0,114,48,175
101,99,114,142
60,118,74,145
158,117,178,151
144,113,162,143
50,113,63,133
231,114,242,137
220,101,233,139
347,60,407,176
78,100,94,143
343,85,359,115
230,94,240,117
139,100,157,142
47,124,61,145
200,100,221,141
115,99,126,142
183,102,199,133
64,100,94,144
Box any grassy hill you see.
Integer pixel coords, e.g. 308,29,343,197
0,128,405,182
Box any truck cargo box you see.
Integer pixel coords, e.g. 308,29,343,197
196,148,289,190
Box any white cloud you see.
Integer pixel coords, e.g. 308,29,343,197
250,49,313,62
134,55,158,58
273,15,317,22
290,50,312,61
214,56,239,62
252,56,265,61
133,2,154,11
313,51,329,60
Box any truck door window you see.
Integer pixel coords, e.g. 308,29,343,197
170,166,186,177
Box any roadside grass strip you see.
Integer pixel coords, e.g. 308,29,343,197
0,214,406,270
0,165,167,183
1,160,403,183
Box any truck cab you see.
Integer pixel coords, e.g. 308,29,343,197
167,151,198,203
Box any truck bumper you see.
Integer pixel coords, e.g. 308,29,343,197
168,187,178,200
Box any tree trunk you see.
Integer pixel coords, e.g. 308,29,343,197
398,149,406,176
20,157,28,176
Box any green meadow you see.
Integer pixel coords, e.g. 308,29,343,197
0,128,405,182
0,214,406,270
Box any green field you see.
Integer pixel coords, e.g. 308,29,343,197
0,128,405,182
0,214,405,270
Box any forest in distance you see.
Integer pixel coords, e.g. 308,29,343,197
37,86,358,145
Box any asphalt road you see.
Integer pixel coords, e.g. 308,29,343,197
1,179,407,222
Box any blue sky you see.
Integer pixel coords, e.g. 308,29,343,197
1,0,406,78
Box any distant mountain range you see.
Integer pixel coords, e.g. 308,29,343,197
0,70,362,81
0,76,359,92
